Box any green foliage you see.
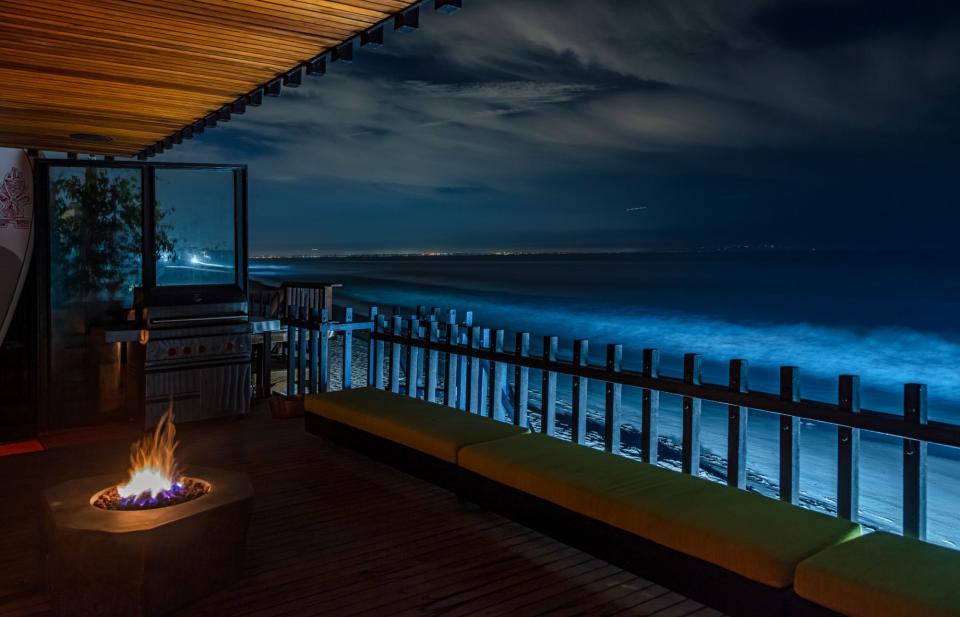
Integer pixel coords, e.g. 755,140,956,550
50,168,175,307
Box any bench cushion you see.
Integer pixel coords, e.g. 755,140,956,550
304,388,526,463
458,433,860,588
795,532,960,617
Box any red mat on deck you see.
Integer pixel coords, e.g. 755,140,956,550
0,439,45,457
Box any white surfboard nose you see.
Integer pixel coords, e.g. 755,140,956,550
0,148,34,346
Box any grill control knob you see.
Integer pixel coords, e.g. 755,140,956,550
183,346,192,355
168,348,177,357
198,345,207,354
226,342,235,351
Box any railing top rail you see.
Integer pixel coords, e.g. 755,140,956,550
369,329,960,449
280,281,343,289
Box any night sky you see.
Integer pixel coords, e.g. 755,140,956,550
165,0,960,256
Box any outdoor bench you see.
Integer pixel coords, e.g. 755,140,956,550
792,531,960,617
304,387,526,490
305,388,863,616
457,432,860,616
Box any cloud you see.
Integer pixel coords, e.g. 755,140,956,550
162,0,960,251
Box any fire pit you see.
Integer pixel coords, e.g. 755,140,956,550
43,412,253,617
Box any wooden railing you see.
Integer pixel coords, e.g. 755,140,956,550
279,303,955,542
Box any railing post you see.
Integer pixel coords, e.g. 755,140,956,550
260,329,272,398
682,353,702,476
298,306,308,395
727,360,748,489
425,321,439,403
457,312,473,410
491,329,506,421
308,308,319,394
466,326,480,413
572,340,589,445
374,314,386,390
641,348,660,464
444,319,459,407
779,366,801,504
541,336,558,436
604,344,623,454
837,375,861,520
389,315,402,394
318,309,330,393
478,328,491,415
406,317,420,398
342,308,353,389
513,332,530,427
286,300,296,396
367,306,379,388
903,383,928,540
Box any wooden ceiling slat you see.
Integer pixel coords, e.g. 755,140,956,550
0,59,252,98
0,108,191,134
5,5,324,59
0,0,423,156
209,0,388,28
152,0,366,40
0,52,260,93
74,0,349,48
3,36,297,79
1,17,316,69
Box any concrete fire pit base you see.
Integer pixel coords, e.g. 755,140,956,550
43,466,253,617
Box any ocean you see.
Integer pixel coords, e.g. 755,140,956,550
250,251,960,548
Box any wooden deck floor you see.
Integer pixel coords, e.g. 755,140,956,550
0,402,722,617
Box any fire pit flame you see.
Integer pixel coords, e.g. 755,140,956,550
117,408,180,502
93,409,210,511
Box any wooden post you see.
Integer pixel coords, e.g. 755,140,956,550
478,329,490,415
367,306,379,388
456,314,471,410
444,320,459,407
541,336,558,436
342,308,353,390
604,344,623,454
513,333,530,427
682,353,702,476
286,301,296,396
903,383,928,540
389,315,402,394
491,329,507,421
425,321,439,403
374,314,386,390
308,308,319,394
572,340,589,445
406,318,420,398
779,366,801,504
297,306,308,395
260,329,272,398
318,309,330,393
837,375,861,521
467,326,480,413
641,348,660,464
727,360,748,489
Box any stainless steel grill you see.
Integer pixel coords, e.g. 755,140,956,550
110,302,257,426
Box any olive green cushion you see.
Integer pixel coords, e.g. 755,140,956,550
458,433,861,588
795,532,960,617
304,388,526,463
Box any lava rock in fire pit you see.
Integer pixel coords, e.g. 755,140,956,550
43,467,252,617
93,477,210,511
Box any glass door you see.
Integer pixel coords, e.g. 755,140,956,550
46,165,144,428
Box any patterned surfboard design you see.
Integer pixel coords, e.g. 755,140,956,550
0,148,34,345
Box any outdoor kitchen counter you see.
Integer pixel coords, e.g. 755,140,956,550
102,318,282,343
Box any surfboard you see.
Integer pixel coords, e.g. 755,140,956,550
0,148,34,346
